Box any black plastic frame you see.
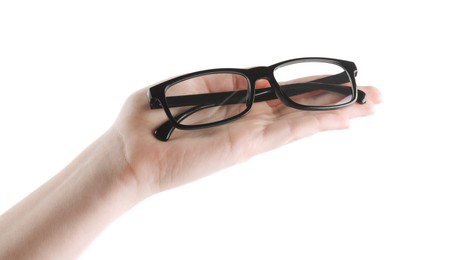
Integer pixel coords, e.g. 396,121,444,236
148,57,366,141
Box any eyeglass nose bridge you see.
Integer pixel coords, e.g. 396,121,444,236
245,66,286,104
247,66,274,80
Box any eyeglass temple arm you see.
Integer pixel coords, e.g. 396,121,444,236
154,93,366,142
151,71,365,109
154,84,366,141
152,83,366,109
255,83,366,104
154,104,218,141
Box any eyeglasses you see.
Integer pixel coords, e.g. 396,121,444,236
148,57,367,141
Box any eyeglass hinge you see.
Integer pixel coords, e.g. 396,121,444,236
148,91,163,109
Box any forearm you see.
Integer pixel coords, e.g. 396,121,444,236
0,129,141,260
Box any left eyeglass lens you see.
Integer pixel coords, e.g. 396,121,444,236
273,61,354,107
164,73,250,126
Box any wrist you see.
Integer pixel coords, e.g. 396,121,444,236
0,128,145,259
79,128,145,207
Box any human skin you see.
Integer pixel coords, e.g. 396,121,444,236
0,84,381,260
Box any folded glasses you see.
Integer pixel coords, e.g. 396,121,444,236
148,57,367,141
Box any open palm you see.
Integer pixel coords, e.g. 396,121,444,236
114,82,381,196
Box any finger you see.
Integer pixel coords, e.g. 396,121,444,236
253,86,382,149
359,86,382,104
338,86,381,119
255,79,270,89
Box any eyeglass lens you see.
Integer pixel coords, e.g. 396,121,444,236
273,61,354,107
164,73,250,126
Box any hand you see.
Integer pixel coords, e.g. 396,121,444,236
113,83,381,197
0,80,380,260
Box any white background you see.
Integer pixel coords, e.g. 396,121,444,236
1,1,454,259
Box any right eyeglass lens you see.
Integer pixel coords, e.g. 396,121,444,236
273,61,354,107
164,72,250,126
